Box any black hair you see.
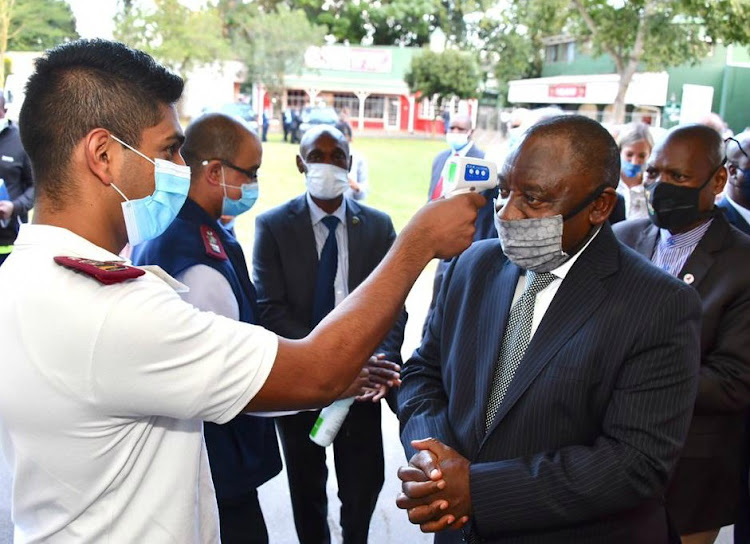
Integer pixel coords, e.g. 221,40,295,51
524,114,621,189
19,39,183,203
299,125,349,160
667,124,724,170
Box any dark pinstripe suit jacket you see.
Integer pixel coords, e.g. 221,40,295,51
614,212,750,532
399,224,702,543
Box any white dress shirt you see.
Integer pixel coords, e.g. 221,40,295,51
510,227,602,340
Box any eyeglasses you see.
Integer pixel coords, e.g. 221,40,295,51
724,137,749,160
201,158,259,182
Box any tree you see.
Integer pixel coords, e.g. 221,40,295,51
114,0,230,79
219,3,326,98
471,1,567,104
0,0,78,84
405,49,481,106
252,0,490,47
565,0,750,123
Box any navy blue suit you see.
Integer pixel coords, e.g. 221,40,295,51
721,198,750,544
132,198,281,543
400,224,702,543
615,212,750,535
718,197,750,235
253,195,406,544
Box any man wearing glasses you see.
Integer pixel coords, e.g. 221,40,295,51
723,133,750,544
131,112,280,543
721,134,750,236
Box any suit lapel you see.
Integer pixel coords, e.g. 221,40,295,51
474,258,520,445
634,222,659,259
677,214,727,288
288,195,319,297
482,225,619,439
346,199,366,288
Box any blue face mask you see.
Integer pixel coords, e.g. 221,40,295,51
220,166,259,216
622,160,642,178
110,135,191,247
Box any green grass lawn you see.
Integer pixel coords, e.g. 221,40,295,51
232,132,447,250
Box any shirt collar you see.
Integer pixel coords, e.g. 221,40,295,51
454,141,474,157
13,224,125,262
306,192,347,226
725,193,750,225
549,225,602,281
659,219,713,249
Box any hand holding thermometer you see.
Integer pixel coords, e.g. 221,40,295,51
443,156,499,197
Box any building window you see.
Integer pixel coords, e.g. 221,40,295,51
286,89,307,109
364,94,385,119
545,44,559,63
566,42,576,63
333,93,359,115
419,97,435,119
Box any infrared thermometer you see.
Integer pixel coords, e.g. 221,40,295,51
443,156,498,196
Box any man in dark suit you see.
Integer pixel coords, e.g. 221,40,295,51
721,131,750,235
253,125,406,544
724,132,750,544
132,113,281,543
614,124,750,544
397,115,702,543
427,113,499,308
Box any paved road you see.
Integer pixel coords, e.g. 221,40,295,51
0,262,737,543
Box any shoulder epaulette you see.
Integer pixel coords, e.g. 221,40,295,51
200,225,228,261
54,256,145,285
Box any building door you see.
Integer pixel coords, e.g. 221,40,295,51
386,96,400,130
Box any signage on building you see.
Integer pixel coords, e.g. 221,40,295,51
508,72,669,106
305,46,393,74
548,83,586,98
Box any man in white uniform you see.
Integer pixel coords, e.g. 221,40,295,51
0,40,482,543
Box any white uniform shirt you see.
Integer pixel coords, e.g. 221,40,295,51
0,225,278,543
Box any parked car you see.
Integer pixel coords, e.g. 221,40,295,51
295,106,338,140
204,102,259,133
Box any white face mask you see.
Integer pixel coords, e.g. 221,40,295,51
304,162,349,200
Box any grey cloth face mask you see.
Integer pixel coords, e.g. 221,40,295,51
495,213,569,272
494,184,608,272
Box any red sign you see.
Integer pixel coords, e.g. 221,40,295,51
548,84,586,98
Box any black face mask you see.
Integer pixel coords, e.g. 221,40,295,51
645,164,721,232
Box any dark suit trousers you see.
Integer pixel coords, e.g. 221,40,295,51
276,401,384,544
218,489,268,544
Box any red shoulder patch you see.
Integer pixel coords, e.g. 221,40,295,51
201,225,228,260
54,256,145,285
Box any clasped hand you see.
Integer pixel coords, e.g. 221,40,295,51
396,438,472,533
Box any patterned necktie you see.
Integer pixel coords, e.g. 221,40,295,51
485,270,557,431
311,215,340,326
